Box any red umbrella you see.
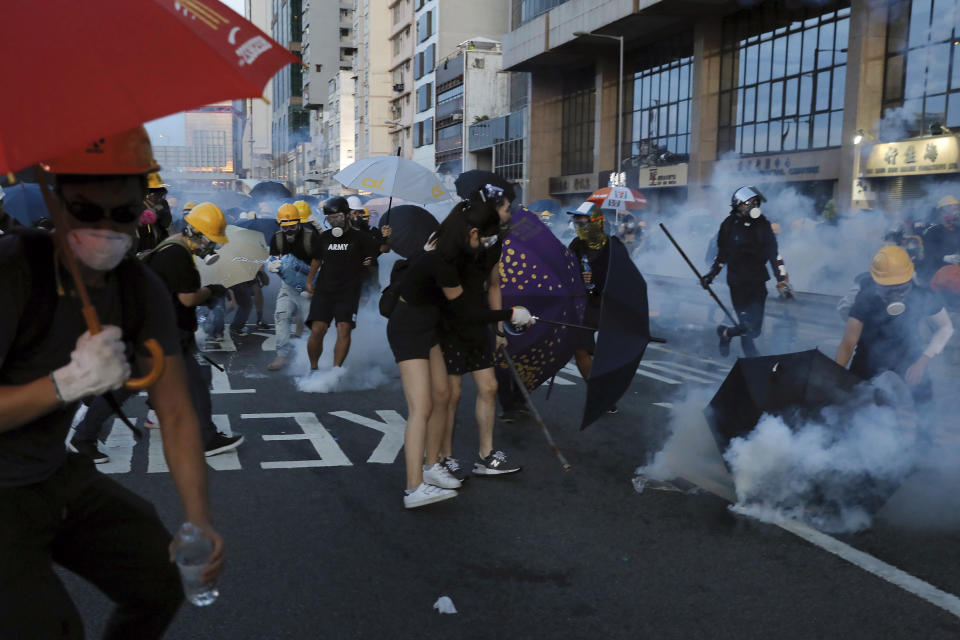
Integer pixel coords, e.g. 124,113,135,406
587,187,648,211
1,0,297,174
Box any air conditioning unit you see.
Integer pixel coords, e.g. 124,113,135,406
393,83,405,92
451,112,463,121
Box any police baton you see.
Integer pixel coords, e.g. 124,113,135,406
659,223,739,327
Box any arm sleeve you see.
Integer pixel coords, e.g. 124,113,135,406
923,308,954,358
149,246,200,294
848,287,872,323
708,226,727,275
269,233,280,257
765,223,787,282
447,292,513,325
136,268,184,357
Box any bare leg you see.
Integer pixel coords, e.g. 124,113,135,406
472,367,498,458
398,358,432,490
307,321,329,370
423,345,450,468
574,349,593,380
333,322,352,367
441,375,463,459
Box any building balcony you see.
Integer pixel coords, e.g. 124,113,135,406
468,110,525,152
435,98,463,123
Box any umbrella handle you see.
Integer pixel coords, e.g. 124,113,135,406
125,340,165,390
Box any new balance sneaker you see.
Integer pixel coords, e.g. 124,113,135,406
473,450,521,476
441,456,470,482
144,409,160,429
423,462,462,489
404,483,457,509
204,432,244,457
68,438,109,464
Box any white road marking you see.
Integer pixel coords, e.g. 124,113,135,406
99,419,137,474
245,412,353,469
329,410,406,464
147,428,167,473
648,342,726,367
635,367,681,384
251,331,277,351
210,365,256,394
561,363,582,378
541,375,576,386
641,360,723,384
653,402,674,409
147,415,241,472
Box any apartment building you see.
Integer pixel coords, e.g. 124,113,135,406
354,0,395,160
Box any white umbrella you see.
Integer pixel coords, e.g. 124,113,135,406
196,225,269,289
334,156,453,205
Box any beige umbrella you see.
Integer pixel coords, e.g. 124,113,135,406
197,225,269,289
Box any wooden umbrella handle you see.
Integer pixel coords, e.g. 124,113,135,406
126,339,165,390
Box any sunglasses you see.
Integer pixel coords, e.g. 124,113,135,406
64,200,143,224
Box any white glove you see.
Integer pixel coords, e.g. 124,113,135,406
943,254,960,265
267,258,281,273
51,326,131,404
510,306,535,327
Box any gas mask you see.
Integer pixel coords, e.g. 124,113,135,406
66,228,133,271
878,282,912,316
349,211,370,231
193,236,221,266
575,218,608,250
327,213,347,238
282,224,300,244
737,203,762,219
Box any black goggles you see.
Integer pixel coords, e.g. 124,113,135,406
64,200,143,224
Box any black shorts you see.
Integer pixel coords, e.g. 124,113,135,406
438,322,495,375
572,303,601,354
308,288,362,328
387,300,439,362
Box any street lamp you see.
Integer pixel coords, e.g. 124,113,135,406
574,30,624,185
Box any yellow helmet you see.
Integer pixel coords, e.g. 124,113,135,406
293,200,312,223
277,203,300,227
147,172,169,190
870,245,914,285
938,195,959,209
183,201,197,212
184,202,229,244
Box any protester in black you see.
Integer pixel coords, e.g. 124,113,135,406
837,245,953,408
0,127,224,638
701,186,790,357
386,201,533,509
304,196,381,371
919,195,960,281
437,182,522,479
142,202,244,456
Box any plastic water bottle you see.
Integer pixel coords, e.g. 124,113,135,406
174,522,219,606
581,256,596,292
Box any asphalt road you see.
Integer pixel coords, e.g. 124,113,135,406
62,281,960,640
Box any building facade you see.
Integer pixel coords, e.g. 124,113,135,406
152,103,239,189
242,0,274,180
354,0,394,160
503,0,960,216
388,0,415,158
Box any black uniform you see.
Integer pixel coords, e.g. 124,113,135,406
307,227,380,328
0,231,184,637
707,213,785,355
568,236,614,353
269,224,322,264
438,240,502,375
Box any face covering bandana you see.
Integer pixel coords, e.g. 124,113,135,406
878,282,912,316
66,228,133,271
576,219,608,250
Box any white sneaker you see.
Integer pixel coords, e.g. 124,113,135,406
404,483,457,509
422,462,462,489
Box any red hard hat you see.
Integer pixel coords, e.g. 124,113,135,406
41,126,160,175
930,265,960,294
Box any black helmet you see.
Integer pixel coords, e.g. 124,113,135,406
323,196,350,216
731,186,766,208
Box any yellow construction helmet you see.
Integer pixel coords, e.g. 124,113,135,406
293,200,313,223
870,245,914,285
147,172,169,190
277,203,300,227
184,202,229,244
183,201,197,212
937,195,959,209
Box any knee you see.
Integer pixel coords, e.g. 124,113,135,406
477,378,498,400
433,384,451,407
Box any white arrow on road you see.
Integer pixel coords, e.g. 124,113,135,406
329,410,406,464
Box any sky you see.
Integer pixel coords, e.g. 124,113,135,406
145,0,248,147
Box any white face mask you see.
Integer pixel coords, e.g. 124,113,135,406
749,207,762,219
66,228,133,271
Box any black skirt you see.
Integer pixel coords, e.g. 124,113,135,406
387,300,439,363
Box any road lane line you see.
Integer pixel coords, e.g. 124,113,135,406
329,410,406,463
210,365,256,394
635,367,681,384
244,412,352,469
98,418,136,474
641,361,721,384
653,402,674,409
648,342,726,367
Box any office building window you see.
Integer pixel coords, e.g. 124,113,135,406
417,83,432,112
495,139,524,181
718,4,850,155
417,10,433,43
520,0,568,24
425,44,436,73
884,0,960,136
624,48,693,166
414,53,422,79
561,81,595,175
414,118,434,147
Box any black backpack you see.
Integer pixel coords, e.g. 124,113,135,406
379,259,410,318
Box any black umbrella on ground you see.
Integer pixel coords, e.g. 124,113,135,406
706,349,864,452
580,238,652,430
249,181,292,202
380,204,439,258
454,170,515,200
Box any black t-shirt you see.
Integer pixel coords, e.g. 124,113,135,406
269,225,322,265
315,228,380,294
0,235,180,487
714,213,780,285
145,241,202,333
400,249,461,307
849,281,944,379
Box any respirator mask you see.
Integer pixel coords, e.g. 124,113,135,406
878,282,912,316
193,235,221,266
326,213,347,238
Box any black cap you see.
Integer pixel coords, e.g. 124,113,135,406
323,196,350,215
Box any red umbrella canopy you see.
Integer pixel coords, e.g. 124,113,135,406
587,187,648,211
1,0,298,174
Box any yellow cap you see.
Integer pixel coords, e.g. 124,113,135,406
277,203,299,227
183,201,197,211
184,202,229,244
293,200,312,223
870,245,914,285
147,172,169,190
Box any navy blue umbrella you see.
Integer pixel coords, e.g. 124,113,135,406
235,217,280,244
2,182,50,226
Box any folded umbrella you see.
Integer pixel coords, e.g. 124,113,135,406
197,225,269,288
580,238,652,430
379,205,439,258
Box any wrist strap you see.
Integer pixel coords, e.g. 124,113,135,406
49,372,65,405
